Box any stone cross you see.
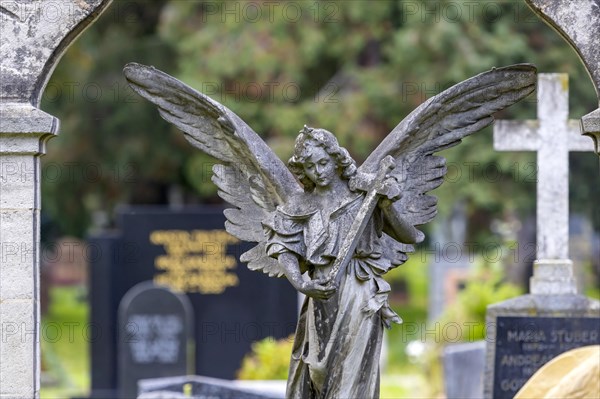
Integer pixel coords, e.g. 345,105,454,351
525,0,600,154
494,74,595,295
0,1,112,398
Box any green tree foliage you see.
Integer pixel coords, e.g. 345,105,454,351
42,1,189,236
42,0,599,238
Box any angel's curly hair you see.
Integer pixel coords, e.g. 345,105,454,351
288,125,357,191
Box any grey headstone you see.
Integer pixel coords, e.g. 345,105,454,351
138,375,285,399
525,1,599,97
504,215,536,289
118,282,194,399
443,341,486,399
484,295,600,398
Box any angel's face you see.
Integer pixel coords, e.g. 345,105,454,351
302,146,337,188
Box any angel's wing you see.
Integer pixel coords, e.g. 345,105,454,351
359,64,537,245
124,63,303,277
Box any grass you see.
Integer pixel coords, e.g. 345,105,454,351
381,373,431,399
40,286,90,399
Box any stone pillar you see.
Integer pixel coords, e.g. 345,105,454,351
0,105,58,398
0,2,112,398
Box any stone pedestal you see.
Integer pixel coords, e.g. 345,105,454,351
530,259,577,295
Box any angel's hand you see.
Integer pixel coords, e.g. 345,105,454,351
350,173,401,202
299,280,337,300
377,176,402,201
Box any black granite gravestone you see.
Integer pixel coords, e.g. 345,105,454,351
88,207,298,398
491,315,600,398
118,282,193,399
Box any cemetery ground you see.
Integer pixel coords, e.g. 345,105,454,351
38,247,600,399
38,251,431,399
38,285,428,398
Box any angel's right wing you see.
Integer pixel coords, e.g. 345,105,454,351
124,63,304,277
358,64,536,266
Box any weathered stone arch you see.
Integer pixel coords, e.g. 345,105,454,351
0,2,112,397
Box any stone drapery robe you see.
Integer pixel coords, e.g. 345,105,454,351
265,194,404,399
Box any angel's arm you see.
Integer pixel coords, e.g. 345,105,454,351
277,252,304,290
379,198,424,244
278,252,336,299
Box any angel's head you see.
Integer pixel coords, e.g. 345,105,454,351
289,126,357,191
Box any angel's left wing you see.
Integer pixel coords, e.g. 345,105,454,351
124,63,304,277
359,64,537,257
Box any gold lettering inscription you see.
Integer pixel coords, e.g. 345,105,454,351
150,229,240,294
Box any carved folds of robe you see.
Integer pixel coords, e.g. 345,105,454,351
265,194,404,399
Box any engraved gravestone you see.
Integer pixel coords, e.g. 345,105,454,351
485,73,600,398
118,282,193,399
491,316,599,397
486,309,600,399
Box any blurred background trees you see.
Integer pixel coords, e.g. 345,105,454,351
41,0,599,242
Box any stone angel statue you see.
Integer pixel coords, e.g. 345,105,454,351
124,63,536,399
